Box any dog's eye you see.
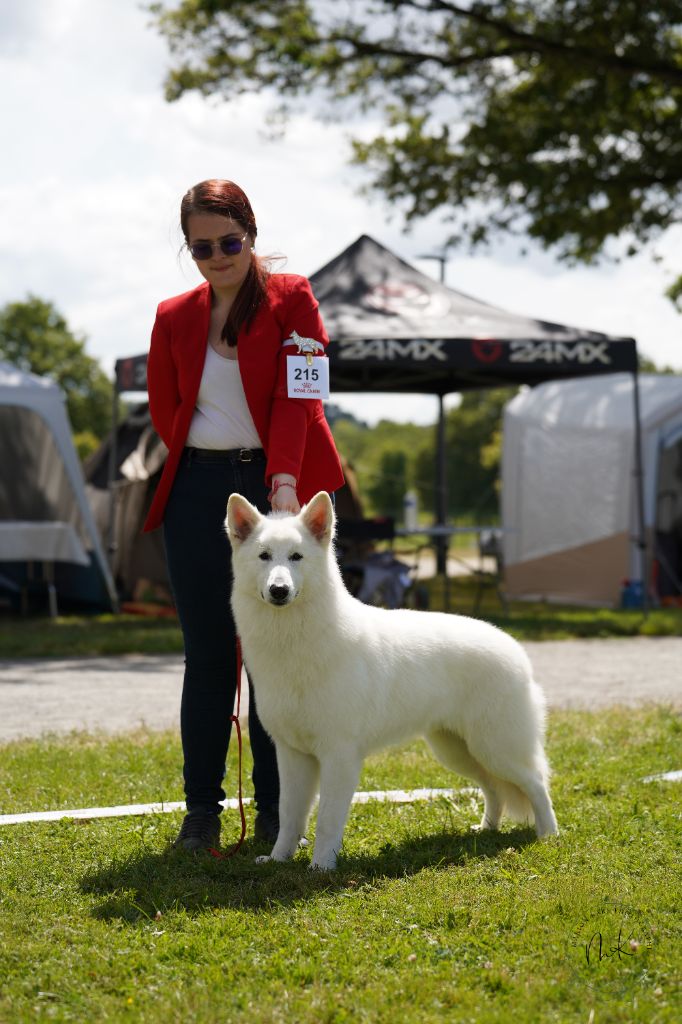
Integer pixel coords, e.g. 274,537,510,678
289,552,303,562
258,551,272,562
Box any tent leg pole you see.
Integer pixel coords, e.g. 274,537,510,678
632,370,648,613
436,395,449,611
106,381,119,580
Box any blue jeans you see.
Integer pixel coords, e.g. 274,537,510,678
163,448,279,816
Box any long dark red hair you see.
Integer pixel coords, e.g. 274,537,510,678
180,179,270,346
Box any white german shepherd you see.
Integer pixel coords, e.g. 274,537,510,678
226,492,558,870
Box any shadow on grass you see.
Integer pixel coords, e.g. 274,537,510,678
81,826,538,923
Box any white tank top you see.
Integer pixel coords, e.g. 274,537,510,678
186,345,262,450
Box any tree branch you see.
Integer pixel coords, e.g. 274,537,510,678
419,0,682,84
328,32,526,71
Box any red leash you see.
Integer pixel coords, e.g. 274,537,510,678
208,636,247,859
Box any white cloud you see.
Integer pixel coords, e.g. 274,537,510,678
0,0,69,56
0,0,679,430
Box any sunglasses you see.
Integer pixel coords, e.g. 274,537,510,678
188,233,248,261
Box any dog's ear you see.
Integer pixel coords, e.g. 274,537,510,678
301,491,335,545
226,493,261,544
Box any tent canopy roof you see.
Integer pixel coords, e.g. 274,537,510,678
0,360,63,403
506,373,682,433
0,360,117,608
311,235,638,394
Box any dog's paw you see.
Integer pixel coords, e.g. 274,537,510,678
298,836,310,848
255,854,273,865
309,858,338,872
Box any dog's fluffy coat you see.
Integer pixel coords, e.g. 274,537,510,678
227,492,558,870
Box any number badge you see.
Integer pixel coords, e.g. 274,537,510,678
286,355,330,399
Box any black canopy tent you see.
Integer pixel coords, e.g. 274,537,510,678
309,235,644,579
311,235,639,391
113,233,645,588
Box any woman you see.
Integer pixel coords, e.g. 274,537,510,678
144,179,344,851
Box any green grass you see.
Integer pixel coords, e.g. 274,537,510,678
1,581,680,659
0,613,184,658
498,605,682,641
0,707,680,1022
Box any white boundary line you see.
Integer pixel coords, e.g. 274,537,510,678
0,787,478,827
642,769,682,783
3,772,677,826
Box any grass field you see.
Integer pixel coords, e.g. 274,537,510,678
1,579,680,659
0,706,680,1022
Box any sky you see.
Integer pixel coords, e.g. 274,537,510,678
1,0,680,426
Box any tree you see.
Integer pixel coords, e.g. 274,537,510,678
151,1,682,302
0,296,113,453
368,448,408,519
639,354,681,375
415,388,514,519
330,415,433,516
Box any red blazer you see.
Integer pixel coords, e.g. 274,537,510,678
143,273,344,532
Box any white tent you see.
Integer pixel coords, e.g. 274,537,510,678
502,373,682,606
0,361,117,611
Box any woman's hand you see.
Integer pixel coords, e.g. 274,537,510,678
270,474,300,515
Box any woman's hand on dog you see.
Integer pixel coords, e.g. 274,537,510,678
270,474,300,515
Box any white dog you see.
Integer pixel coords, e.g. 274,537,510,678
226,492,558,871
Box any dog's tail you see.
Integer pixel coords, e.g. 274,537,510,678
496,675,551,825
494,748,551,825
496,781,535,825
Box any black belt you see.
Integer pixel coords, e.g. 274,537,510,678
185,447,265,463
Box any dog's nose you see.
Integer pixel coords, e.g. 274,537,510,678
269,584,290,604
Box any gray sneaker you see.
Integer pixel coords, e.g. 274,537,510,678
172,812,221,851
